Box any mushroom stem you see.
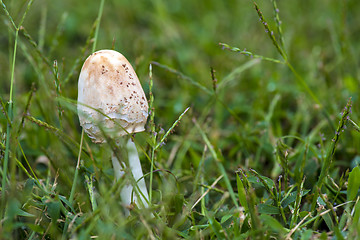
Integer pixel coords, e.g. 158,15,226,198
111,138,150,214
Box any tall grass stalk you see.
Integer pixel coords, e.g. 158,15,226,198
0,0,34,216
311,99,352,211
92,0,105,53
271,0,285,49
148,63,156,203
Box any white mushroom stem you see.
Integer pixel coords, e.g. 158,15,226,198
77,49,150,215
111,138,150,214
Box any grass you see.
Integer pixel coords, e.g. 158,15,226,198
1,0,360,239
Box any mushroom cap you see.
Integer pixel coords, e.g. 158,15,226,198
77,50,149,143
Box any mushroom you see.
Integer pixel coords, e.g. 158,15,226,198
77,49,150,214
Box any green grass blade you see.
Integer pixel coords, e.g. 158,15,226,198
155,107,190,150
205,209,227,239
219,43,284,64
313,99,352,211
260,214,288,235
271,0,285,49
347,166,360,201
253,2,287,60
92,0,105,52
193,118,239,208
236,173,248,213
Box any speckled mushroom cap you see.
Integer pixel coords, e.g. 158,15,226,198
77,50,149,143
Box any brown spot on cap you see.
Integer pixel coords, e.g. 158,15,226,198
77,49,149,142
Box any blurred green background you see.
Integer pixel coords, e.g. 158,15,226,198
1,0,360,189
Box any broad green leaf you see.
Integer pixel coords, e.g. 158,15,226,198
300,229,313,240
319,232,328,240
46,200,61,222
236,174,248,212
248,173,275,189
241,216,251,233
26,223,45,234
205,210,226,240
299,211,310,218
6,199,34,218
317,196,326,206
260,214,288,234
24,178,35,195
321,211,334,231
15,208,35,217
350,155,360,169
189,224,209,230
258,204,280,215
347,166,360,201
281,189,310,208
167,193,185,226
351,201,360,232
220,213,233,224
333,226,345,240
59,195,76,213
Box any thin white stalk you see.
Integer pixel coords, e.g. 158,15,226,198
126,138,150,206
111,138,149,215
